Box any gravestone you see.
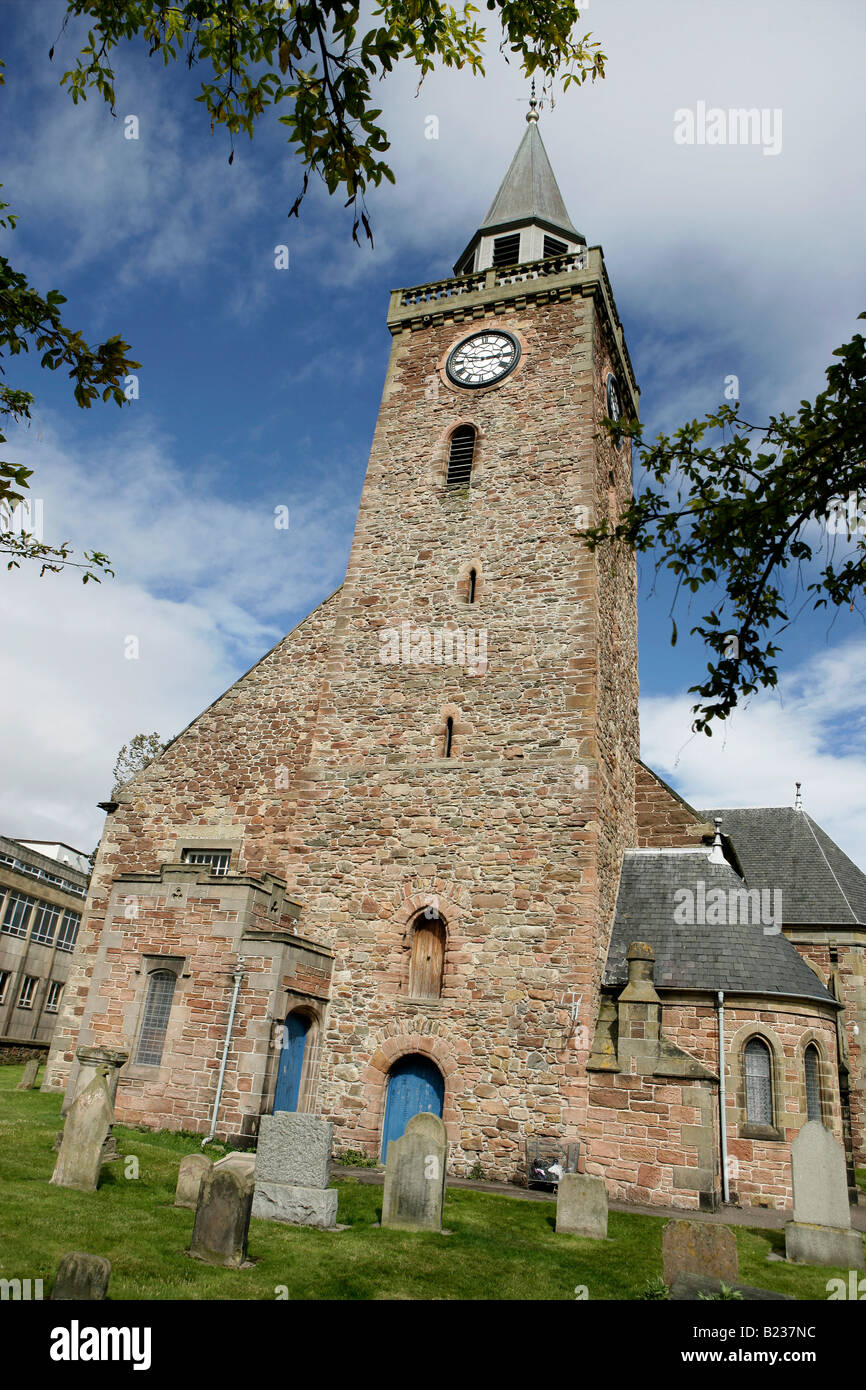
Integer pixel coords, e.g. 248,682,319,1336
662,1219,738,1286
785,1121,864,1268
213,1151,256,1181
555,1173,608,1238
670,1273,793,1302
50,1252,111,1301
17,1057,40,1090
63,1045,129,1163
50,1069,113,1192
251,1113,337,1229
175,1154,212,1209
189,1167,253,1268
381,1112,448,1233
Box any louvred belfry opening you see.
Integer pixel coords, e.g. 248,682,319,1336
446,426,475,487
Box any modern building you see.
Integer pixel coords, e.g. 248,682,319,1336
0,836,88,1056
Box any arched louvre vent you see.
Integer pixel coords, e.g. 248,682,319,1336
446,426,475,487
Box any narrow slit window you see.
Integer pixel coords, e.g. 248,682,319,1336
444,717,454,758
492,233,521,267
135,969,177,1066
804,1045,821,1122
409,915,446,999
468,568,477,603
446,426,475,487
744,1037,773,1126
181,848,230,876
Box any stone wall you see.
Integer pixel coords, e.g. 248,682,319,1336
790,936,865,1167
635,762,710,848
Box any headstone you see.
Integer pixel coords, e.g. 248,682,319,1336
189,1167,253,1268
213,1151,256,1181
662,1219,738,1286
50,1252,111,1301
555,1173,608,1238
17,1057,40,1090
175,1154,212,1209
251,1112,337,1230
785,1121,864,1268
63,1045,129,1163
381,1112,448,1233
50,1069,113,1192
670,1273,793,1302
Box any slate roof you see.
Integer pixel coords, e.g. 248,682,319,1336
604,848,836,1005
479,118,583,242
700,807,866,927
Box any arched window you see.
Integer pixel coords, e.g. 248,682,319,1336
135,969,176,1066
409,915,446,999
444,716,454,757
744,1037,773,1126
446,426,476,487
804,1044,821,1122
468,568,477,603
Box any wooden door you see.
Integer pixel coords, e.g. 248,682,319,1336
409,918,445,998
381,1054,444,1162
273,1012,309,1112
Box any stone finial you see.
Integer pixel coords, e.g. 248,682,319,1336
708,816,726,864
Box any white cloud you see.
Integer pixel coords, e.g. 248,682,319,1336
641,637,866,867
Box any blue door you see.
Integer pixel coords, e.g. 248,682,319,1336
273,1012,309,1112
381,1054,444,1162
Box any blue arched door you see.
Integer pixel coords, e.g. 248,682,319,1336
381,1054,444,1162
273,1012,310,1112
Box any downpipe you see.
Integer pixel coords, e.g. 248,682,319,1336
717,989,730,1203
202,957,245,1149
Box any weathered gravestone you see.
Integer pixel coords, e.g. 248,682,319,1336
251,1112,337,1229
555,1173,608,1238
662,1219,738,1286
50,1252,111,1301
214,1151,256,1181
670,1273,793,1302
189,1167,253,1268
785,1121,864,1268
50,1069,113,1193
175,1154,212,1210
381,1112,448,1233
17,1057,40,1090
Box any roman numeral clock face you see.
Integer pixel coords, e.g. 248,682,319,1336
446,330,521,388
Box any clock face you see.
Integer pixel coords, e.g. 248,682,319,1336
446,331,521,388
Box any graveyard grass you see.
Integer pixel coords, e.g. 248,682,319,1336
1,1066,860,1301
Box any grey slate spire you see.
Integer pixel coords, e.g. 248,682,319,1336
478,109,582,243
453,102,585,275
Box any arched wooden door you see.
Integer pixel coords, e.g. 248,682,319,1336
274,1012,310,1112
381,1053,444,1162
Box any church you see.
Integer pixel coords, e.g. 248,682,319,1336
44,104,865,1213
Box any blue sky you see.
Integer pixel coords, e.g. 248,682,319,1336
2,1,866,864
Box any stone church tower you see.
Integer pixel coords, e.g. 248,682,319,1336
44,108,862,1209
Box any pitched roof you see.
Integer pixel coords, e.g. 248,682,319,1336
604,848,836,1005
479,118,583,242
699,807,866,927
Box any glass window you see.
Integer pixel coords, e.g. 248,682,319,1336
804,1045,821,1122
181,849,230,875
2,891,36,938
17,975,37,1009
56,910,81,952
30,901,60,946
135,970,177,1065
0,969,9,1004
745,1037,773,1126
44,980,63,1013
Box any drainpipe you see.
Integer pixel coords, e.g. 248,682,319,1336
202,957,245,1148
717,989,730,1204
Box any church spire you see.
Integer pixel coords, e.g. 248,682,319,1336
453,98,585,276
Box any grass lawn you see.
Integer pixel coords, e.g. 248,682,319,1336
0,1064,859,1301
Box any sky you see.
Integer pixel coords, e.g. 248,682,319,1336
1,1,866,865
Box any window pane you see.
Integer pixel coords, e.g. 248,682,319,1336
745,1038,773,1125
805,1046,821,1122
135,970,176,1065
56,910,80,951
31,901,60,945
181,849,230,875
17,975,37,1009
45,980,63,1013
2,891,35,937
